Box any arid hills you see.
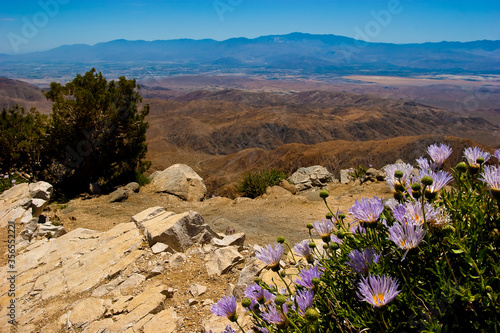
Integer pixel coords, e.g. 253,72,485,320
1,75,499,197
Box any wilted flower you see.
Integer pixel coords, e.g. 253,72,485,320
256,243,284,272
293,240,315,263
357,275,401,307
295,265,322,289
349,196,385,226
295,289,314,316
427,143,452,169
427,208,451,229
480,165,500,199
385,162,414,192
211,295,238,321
464,146,491,169
388,222,426,254
347,248,381,274
313,219,334,242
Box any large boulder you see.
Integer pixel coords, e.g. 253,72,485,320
288,165,334,191
151,164,207,201
133,208,221,252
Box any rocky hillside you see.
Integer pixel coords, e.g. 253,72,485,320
0,77,52,114
146,89,497,155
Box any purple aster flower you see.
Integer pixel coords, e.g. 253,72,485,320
313,219,334,242
222,325,237,333
393,201,439,226
419,169,453,196
254,328,270,333
347,248,381,275
480,165,500,199
357,274,401,307
350,224,366,234
295,265,322,289
427,143,452,169
384,162,414,192
416,157,435,172
256,243,284,272
494,149,500,163
295,289,314,316
211,295,238,321
388,222,426,258
293,240,315,263
262,305,288,328
244,283,275,308
349,196,385,226
464,146,491,169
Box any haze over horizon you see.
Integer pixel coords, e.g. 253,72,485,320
0,0,499,55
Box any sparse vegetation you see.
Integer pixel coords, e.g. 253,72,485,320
0,69,150,197
237,169,287,198
347,164,369,180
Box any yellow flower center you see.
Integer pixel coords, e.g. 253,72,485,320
373,293,385,306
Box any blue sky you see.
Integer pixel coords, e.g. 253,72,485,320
0,0,499,54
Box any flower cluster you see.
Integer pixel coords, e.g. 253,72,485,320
209,144,500,333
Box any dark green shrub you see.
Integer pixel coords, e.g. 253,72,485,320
237,169,287,198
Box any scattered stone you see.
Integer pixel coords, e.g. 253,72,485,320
212,233,246,250
340,169,353,184
205,246,244,276
151,242,170,254
145,264,164,279
109,188,129,203
115,273,146,295
28,181,53,201
89,182,101,195
125,182,140,193
169,253,187,269
190,283,208,297
151,163,207,201
288,165,334,191
278,179,297,194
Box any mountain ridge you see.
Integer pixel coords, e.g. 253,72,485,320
1,32,499,74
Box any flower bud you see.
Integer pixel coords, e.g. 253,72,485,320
476,157,485,165
394,170,404,179
411,182,422,192
275,295,287,306
421,175,433,186
305,308,320,322
277,236,285,244
280,270,287,278
319,190,329,199
309,242,316,249
323,243,329,250
241,298,252,308
329,242,339,250
253,277,261,284
326,212,334,220
456,162,467,173
338,213,346,220
306,223,314,230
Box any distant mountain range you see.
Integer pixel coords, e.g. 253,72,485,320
1,33,499,75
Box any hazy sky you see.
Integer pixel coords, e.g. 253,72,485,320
0,0,499,54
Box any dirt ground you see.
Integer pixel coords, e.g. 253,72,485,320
47,181,393,247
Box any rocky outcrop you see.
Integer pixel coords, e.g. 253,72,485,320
151,164,207,201
0,181,53,228
132,207,221,251
288,165,334,191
